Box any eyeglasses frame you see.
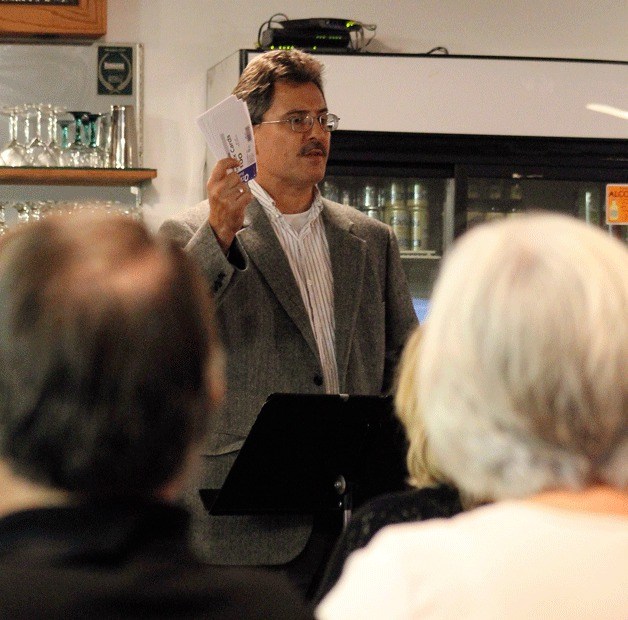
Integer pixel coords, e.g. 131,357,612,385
256,112,340,133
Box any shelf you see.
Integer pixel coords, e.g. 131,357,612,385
0,167,157,187
400,251,441,260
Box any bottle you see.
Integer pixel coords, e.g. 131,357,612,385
340,188,353,207
577,186,601,226
608,199,619,222
467,180,480,200
488,180,503,201
509,182,523,201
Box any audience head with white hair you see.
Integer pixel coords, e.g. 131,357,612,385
419,213,627,500
318,213,628,620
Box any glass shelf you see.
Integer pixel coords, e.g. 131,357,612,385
400,250,441,260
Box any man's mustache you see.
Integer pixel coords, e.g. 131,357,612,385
300,141,328,156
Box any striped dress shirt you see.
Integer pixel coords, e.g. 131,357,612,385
249,180,339,394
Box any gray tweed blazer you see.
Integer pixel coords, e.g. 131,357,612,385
159,197,417,565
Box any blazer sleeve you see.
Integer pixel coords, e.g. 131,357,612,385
158,206,239,300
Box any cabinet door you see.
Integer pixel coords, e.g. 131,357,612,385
0,0,106,40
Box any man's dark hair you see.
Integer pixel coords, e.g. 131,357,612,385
233,49,325,125
0,213,221,499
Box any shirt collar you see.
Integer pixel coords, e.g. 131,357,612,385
250,180,324,222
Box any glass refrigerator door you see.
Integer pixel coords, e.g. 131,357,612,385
455,164,628,244
323,131,627,325
321,172,454,322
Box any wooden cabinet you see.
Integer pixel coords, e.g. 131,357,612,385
0,0,106,40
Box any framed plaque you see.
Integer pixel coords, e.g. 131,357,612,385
0,0,106,39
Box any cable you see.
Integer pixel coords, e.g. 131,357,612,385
354,22,377,51
257,13,289,48
426,46,449,55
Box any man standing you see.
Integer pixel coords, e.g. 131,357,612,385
160,49,417,588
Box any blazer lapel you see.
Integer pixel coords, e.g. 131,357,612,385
322,202,367,389
237,200,319,358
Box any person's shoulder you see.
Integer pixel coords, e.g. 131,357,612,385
0,561,314,620
352,484,463,524
322,199,391,235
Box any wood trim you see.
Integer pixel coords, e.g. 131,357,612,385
0,167,156,186
0,0,106,39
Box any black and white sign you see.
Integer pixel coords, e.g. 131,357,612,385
97,46,133,96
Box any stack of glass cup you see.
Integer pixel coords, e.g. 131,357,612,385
0,104,110,168
0,199,143,236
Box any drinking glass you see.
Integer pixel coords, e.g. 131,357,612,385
0,105,28,166
45,104,66,163
0,202,7,235
25,104,58,167
13,201,31,224
64,111,91,167
57,118,75,167
85,113,106,167
98,112,113,167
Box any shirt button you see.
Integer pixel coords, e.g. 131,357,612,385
313,374,323,386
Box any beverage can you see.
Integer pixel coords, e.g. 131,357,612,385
383,179,406,207
407,181,429,251
365,206,384,221
410,204,429,251
389,205,411,250
358,183,378,211
407,180,427,206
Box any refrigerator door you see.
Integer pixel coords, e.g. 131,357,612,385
321,172,454,321
455,162,628,244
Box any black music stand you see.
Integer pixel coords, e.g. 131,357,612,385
200,393,409,525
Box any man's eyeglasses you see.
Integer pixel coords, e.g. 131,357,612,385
257,113,340,133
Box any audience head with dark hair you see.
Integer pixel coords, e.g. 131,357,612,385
0,212,223,502
0,212,313,620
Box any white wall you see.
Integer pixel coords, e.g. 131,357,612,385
105,0,628,230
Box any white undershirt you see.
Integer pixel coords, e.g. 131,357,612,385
249,180,339,393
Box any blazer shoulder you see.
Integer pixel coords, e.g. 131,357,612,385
322,199,391,232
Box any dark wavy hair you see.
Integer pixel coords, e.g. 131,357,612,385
233,49,325,125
